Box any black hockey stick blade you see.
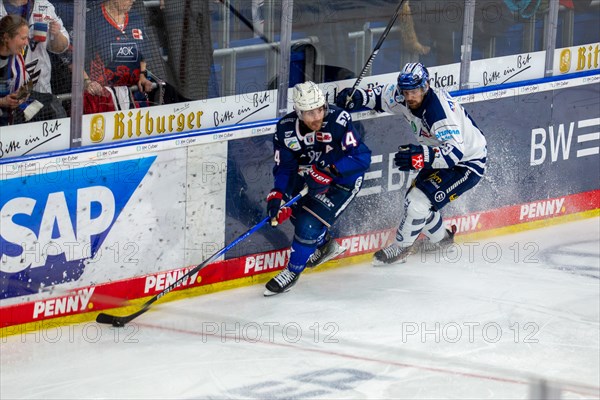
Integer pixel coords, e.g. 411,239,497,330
96,311,136,327
96,305,151,327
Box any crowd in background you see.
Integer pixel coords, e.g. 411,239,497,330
0,0,597,127
0,0,212,126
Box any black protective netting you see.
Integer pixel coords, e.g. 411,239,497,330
80,0,213,113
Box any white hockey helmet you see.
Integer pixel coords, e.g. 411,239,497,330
293,81,327,117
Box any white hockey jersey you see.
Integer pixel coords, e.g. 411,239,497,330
366,83,487,176
0,0,70,94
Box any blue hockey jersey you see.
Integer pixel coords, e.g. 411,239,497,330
85,3,149,87
273,105,371,193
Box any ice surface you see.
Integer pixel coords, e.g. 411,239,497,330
1,218,599,399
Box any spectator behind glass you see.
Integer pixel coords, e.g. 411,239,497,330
84,0,153,108
411,0,465,66
0,14,30,125
46,0,73,98
0,0,70,94
157,0,212,100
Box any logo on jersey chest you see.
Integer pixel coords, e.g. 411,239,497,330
111,42,140,62
132,29,144,40
316,131,332,142
304,132,315,145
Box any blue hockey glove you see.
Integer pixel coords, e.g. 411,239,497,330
335,88,365,111
266,189,292,227
306,165,334,196
394,144,435,171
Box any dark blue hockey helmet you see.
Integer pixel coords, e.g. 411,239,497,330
397,63,430,91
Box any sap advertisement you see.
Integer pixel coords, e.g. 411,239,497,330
224,81,600,257
0,143,228,305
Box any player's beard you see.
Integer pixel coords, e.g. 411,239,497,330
303,117,323,131
406,99,421,110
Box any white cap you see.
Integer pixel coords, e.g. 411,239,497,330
293,81,326,112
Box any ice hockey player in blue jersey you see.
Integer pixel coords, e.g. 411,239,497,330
337,62,487,265
264,81,372,296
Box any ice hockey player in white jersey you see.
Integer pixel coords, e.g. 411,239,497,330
336,62,487,265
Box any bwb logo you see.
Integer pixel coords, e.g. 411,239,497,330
0,157,155,299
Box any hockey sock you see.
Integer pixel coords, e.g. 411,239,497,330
396,188,433,247
288,237,318,274
423,209,446,243
314,228,328,247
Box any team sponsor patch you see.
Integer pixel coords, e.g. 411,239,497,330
110,42,139,62
304,132,315,145
436,128,460,141
316,131,332,142
284,137,301,150
132,29,144,40
434,191,446,202
411,121,417,133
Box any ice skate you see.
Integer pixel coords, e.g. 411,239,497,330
372,243,415,266
414,225,457,253
306,235,347,268
264,267,300,296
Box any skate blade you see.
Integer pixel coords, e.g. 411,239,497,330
421,245,457,254
307,245,348,268
372,257,408,267
263,289,280,297
263,287,293,297
329,245,347,260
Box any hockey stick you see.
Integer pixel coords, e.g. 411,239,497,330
345,0,407,106
96,187,309,327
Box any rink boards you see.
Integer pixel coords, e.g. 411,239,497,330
1,73,599,331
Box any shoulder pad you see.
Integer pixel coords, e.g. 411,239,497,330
384,84,401,106
333,110,352,127
279,117,296,124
